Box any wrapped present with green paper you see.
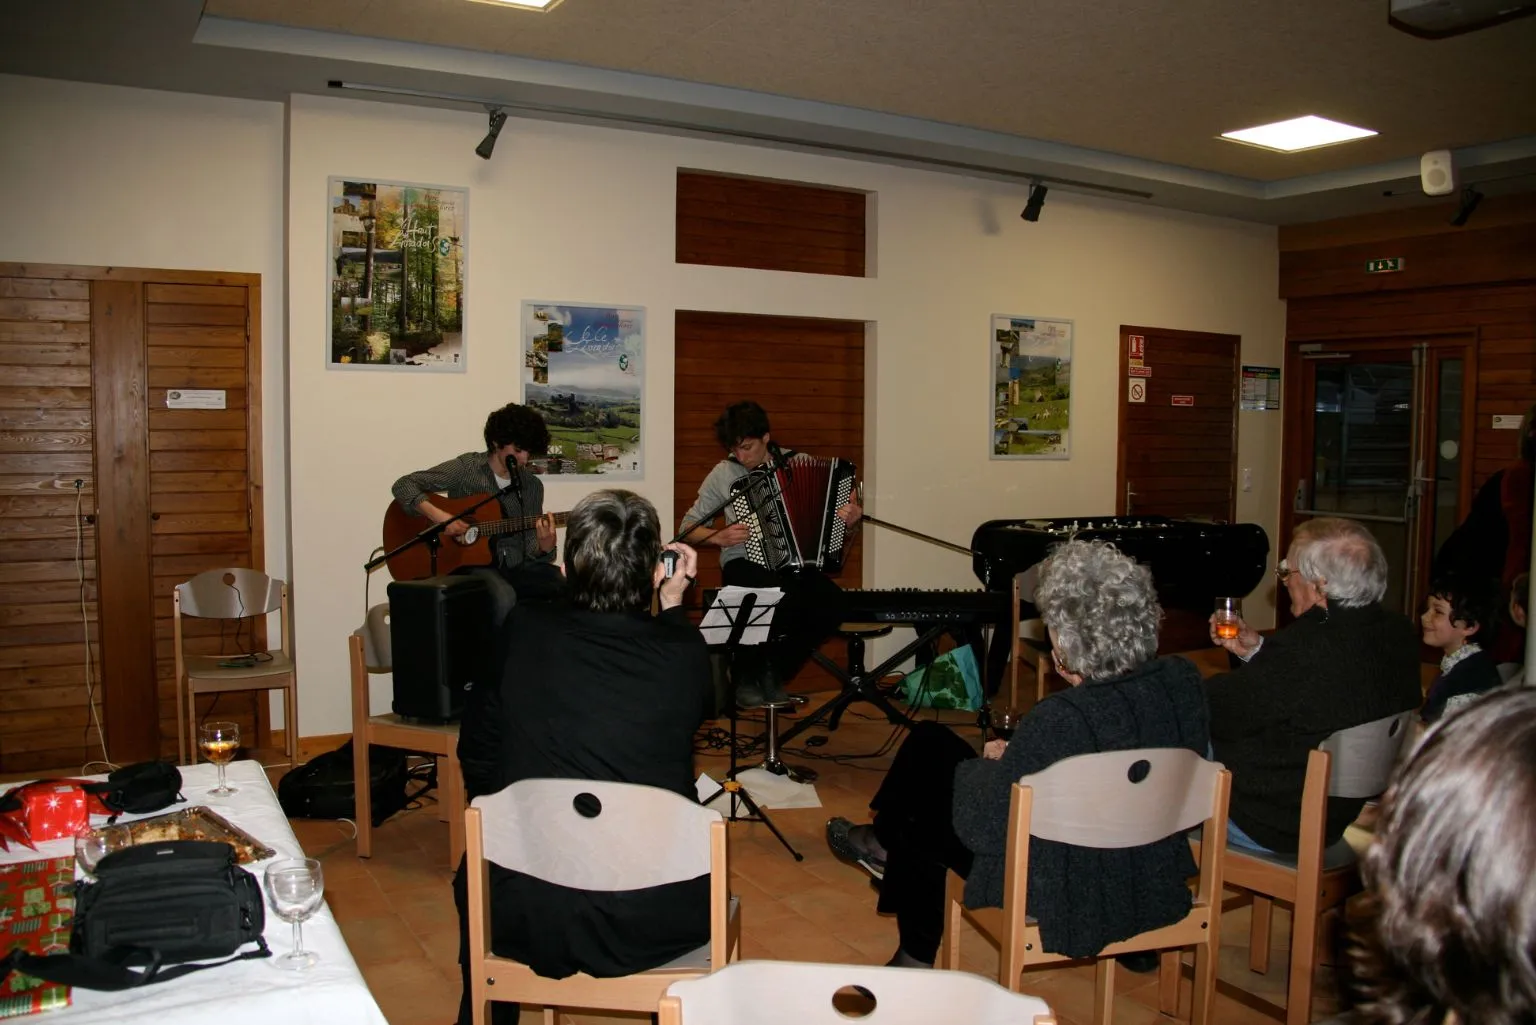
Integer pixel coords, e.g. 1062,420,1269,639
0,857,73,1018
901,644,984,711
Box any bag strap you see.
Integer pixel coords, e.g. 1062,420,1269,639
2,937,270,991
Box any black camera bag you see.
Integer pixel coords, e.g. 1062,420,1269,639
82,761,185,820
0,840,269,990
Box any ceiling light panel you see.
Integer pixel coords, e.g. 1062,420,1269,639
1220,115,1377,153
466,0,564,10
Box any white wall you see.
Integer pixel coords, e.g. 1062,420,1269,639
0,72,290,600
289,93,1286,736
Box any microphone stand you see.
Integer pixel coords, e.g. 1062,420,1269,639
365,477,520,576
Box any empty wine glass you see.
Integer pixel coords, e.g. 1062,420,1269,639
74,824,130,878
1213,597,1242,641
265,858,325,970
199,720,240,796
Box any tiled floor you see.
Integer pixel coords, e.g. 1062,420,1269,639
289,689,1347,1025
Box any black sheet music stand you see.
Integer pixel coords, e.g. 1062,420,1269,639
698,587,804,862
773,627,945,748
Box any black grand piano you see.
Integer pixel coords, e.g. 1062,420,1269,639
970,515,1271,690
972,515,1271,608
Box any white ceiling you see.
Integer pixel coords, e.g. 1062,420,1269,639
4,0,1535,224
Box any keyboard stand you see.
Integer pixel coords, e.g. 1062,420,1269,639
775,623,949,747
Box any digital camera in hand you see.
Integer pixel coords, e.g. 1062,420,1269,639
661,550,679,578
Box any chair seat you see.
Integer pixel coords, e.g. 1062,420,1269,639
1229,837,1358,873
653,896,742,971
184,651,295,683
837,623,893,637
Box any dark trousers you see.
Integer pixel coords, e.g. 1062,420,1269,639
720,560,844,686
871,721,978,963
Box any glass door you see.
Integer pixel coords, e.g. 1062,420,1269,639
1287,339,1472,619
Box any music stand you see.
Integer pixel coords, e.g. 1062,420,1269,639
698,586,804,862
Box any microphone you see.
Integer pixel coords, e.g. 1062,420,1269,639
768,441,792,482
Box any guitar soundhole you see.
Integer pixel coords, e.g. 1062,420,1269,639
461,525,480,544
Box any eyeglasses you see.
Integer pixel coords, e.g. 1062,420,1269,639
1275,560,1293,583
1050,647,1074,677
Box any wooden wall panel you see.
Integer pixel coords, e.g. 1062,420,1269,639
145,286,260,760
676,172,867,277
674,311,865,690
0,278,106,772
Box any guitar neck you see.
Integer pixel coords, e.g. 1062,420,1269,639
478,510,570,538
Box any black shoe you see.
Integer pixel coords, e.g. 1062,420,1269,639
826,817,887,880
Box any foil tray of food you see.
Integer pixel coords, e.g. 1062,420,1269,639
122,806,275,864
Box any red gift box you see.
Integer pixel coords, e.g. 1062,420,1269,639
15,784,88,842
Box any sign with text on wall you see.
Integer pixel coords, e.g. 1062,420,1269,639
1241,365,1281,411
1171,394,1195,407
1128,334,1145,367
165,389,226,409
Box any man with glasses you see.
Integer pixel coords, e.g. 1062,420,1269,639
1204,516,1421,855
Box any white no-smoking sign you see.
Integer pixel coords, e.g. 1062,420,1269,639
1128,379,1146,403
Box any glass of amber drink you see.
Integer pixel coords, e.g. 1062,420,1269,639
199,720,240,796
1213,597,1242,641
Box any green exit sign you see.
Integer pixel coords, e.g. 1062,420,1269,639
1365,257,1405,274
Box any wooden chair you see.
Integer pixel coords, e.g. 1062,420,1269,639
349,603,464,868
465,778,741,1025
1213,710,1413,1025
173,567,296,766
938,748,1230,1025
1008,570,1055,710
658,960,1056,1025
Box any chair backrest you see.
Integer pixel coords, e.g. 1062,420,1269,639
471,778,720,891
1320,710,1414,800
659,961,1055,1025
358,603,392,672
177,567,283,618
1018,747,1225,848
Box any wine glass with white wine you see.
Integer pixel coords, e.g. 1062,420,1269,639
265,858,325,970
199,720,240,796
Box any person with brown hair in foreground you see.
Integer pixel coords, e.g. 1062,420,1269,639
1348,685,1536,1025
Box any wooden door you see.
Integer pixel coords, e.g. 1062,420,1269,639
0,275,103,772
674,311,865,688
1115,325,1239,652
0,264,263,772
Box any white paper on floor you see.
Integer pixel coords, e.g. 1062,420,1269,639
696,768,822,811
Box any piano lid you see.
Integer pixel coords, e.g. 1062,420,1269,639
970,515,1271,610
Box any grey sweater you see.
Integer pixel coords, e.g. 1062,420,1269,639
952,655,1210,959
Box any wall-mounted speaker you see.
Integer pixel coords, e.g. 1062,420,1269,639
1420,150,1457,196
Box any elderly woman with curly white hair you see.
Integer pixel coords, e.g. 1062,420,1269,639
826,539,1209,969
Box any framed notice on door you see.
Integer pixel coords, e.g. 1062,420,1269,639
991,315,1072,460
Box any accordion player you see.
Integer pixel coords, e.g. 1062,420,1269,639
728,455,858,574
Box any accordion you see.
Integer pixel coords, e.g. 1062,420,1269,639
728,456,857,573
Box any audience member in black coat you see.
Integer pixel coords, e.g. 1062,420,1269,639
1205,517,1422,855
452,490,712,1025
825,540,1211,966
1420,573,1505,723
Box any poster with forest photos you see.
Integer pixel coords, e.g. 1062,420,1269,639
327,178,467,371
991,314,1073,459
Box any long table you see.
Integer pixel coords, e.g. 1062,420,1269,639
0,760,388,1025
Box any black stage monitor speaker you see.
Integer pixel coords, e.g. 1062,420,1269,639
387,575,494,722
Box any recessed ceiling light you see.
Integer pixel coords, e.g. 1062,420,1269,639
1220,115,1377,153
467,0,564,10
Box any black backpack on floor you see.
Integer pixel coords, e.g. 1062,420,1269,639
276,740,421,827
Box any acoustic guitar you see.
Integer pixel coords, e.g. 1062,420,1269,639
381,493,570,580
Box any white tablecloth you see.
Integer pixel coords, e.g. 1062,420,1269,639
1,760,388,1025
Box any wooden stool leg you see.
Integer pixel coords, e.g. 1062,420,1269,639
1250,894,1273,973
354,733,373,858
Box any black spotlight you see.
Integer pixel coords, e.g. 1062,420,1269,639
1021,183,1048,222
476,108,507,160
1449,185,1483,227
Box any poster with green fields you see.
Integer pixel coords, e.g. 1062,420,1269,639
991,314,1072,460
521,302,644,479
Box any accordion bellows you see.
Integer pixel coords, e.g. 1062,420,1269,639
729,456,857,573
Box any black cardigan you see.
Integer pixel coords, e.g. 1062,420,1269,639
951,655,1210,960
455,601,714,979
1204,602,1422,854
1421,647,1503,722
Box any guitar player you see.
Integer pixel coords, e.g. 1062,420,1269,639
391,402,563,626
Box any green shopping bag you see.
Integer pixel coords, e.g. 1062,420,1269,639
901,644,984,711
